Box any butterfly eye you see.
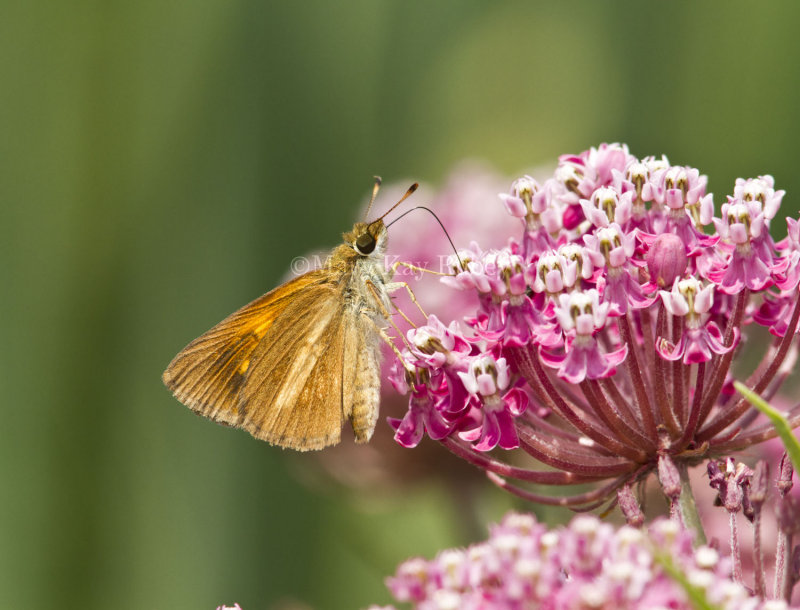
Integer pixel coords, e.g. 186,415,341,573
355,232,377,255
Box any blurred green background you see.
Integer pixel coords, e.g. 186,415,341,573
4,1,800,608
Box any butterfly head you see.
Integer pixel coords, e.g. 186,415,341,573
346,220,387,257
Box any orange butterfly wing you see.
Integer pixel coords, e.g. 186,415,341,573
162,269,336,428
237,286,349,449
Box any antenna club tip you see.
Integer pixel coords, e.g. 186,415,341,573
374,176,382,185
409,182,419,193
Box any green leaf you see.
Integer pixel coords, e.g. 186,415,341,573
734,381,800,473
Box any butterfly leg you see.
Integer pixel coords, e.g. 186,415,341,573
363,313,413,368
384,278,428,320
392,260,453,277
365,279,419,353
384,287,418,329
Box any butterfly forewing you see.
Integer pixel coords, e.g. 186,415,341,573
162,270,334,428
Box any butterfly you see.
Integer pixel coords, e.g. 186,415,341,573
162,180,418,450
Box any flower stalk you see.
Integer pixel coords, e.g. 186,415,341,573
677,461,706,545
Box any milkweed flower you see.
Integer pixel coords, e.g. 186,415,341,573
377,512,797,610
657,276,737,364
456,354,529,451
389,143,800,515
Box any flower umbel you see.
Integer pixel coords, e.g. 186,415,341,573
379,512,795,610
390,143,800,512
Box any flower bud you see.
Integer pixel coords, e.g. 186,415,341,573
750,460,770,506
647,233,688,287
658,454,681,500
778,452,795,496
617,484,644,527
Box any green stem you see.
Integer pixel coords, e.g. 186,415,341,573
677,462,706,546
735,381,800,473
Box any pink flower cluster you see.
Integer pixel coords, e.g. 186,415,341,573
374,512,795,610
389,143,800,508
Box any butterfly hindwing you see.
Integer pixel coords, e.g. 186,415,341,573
238,282,346,450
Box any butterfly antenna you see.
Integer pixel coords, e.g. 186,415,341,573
386,205,465,271
373,182,419,222
363,176,383,220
